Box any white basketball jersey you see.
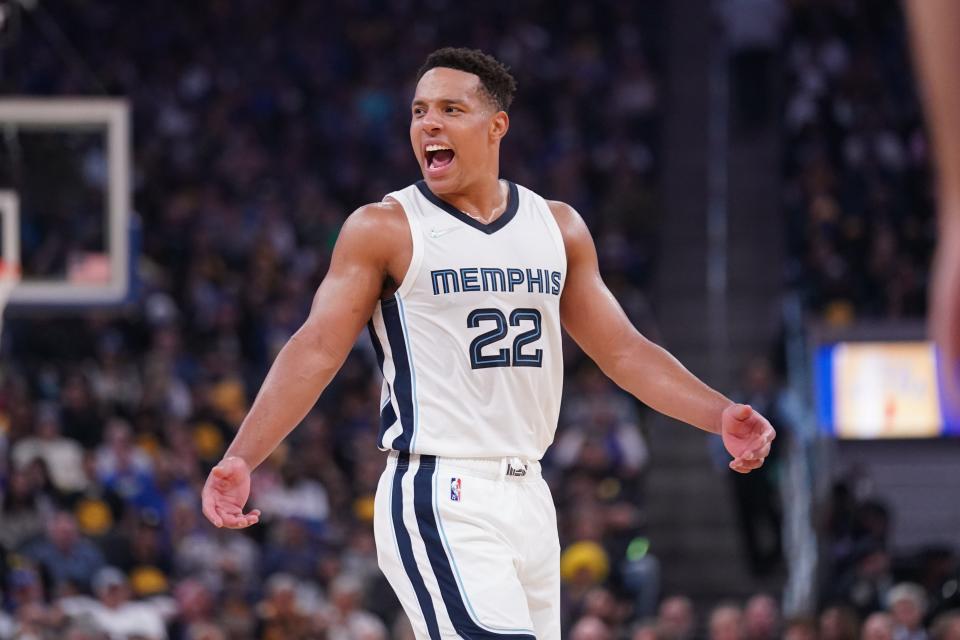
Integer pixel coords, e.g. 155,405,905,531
368,180,567,459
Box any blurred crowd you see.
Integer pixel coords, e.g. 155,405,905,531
0,0,664,638
812,470,960,640
3,0,955,637
782,0,935,322
781,2,960,639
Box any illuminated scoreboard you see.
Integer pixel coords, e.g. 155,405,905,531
815,341,960,438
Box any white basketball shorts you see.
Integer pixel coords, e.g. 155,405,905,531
374,451,561,639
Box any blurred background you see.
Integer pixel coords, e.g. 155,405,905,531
1,0,959,638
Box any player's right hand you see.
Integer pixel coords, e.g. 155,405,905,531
201,456,261,529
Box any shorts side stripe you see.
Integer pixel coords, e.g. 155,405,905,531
432,466,537,634
413,455,536,640
392,452,441,639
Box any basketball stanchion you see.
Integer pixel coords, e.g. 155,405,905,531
0,260,20,344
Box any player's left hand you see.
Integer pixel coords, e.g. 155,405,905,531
720,403,776,474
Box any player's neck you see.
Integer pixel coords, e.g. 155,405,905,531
437,177,508,225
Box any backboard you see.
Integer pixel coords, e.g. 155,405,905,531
0,98,132,306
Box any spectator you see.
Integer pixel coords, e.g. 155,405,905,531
22,511,105,593
254,573,314,640
63,619,110,640
95,418,153,479
579,587,628,631
864,612,896,640
931,611,960,640
783,615,818,640
708,603,743,640
59,373,104,451
888,583,930,640
713,356,786,577
253,459,330,528
173,526,260,594
743,593,780,640
261,517,322,581
552,367,650,481
11,403,87,494
0,467,53,552
166,578,217,640
5,566,53,637
657,595,696,640
571,615,613,640
183,622,224,640
57,566,171,640
827,543,895,617
820,605,860,640
630,619,663,640
322,573,387,640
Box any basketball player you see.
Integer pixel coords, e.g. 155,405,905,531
905,0,960,407
202,48,775,639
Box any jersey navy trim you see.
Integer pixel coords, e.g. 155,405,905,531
381,298,415,451
395,295,421,451
392,453,442,639
413,456,537,639
367,320,398,446
416,180,520,235
368,318,386,370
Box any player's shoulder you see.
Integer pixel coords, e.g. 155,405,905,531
334,199,409,261
544,199,593,253
339,199,408,240
346,199,407,229
544,199,580,227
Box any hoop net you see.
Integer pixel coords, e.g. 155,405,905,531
0,260,21,343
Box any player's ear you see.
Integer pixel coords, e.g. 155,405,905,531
489,110,509,142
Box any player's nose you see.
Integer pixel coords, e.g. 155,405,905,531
420,107,442,132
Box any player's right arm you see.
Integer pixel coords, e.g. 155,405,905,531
202,201,408,528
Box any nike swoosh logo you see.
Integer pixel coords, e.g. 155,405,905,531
429,227,460,238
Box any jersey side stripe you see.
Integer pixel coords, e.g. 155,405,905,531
381,297,415,451
391,453,442,639
395,294,420,451
413,456,537,640
367,319,398,446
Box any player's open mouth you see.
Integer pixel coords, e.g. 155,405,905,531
425,144,456,173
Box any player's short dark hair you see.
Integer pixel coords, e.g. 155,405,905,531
416,47,517,112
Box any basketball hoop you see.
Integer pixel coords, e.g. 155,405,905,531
0,259,20,343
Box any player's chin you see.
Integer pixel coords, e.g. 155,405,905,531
422,171,458,194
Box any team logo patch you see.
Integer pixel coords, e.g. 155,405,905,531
450,477,462,502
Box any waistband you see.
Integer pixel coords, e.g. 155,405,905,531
387,450,541,481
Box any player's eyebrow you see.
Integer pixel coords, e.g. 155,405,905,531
411,97,469,108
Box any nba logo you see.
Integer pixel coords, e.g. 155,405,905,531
450,477,462,502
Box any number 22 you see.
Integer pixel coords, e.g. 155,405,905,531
466,307,543,369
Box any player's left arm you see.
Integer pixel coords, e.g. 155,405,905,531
551,201,774,472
